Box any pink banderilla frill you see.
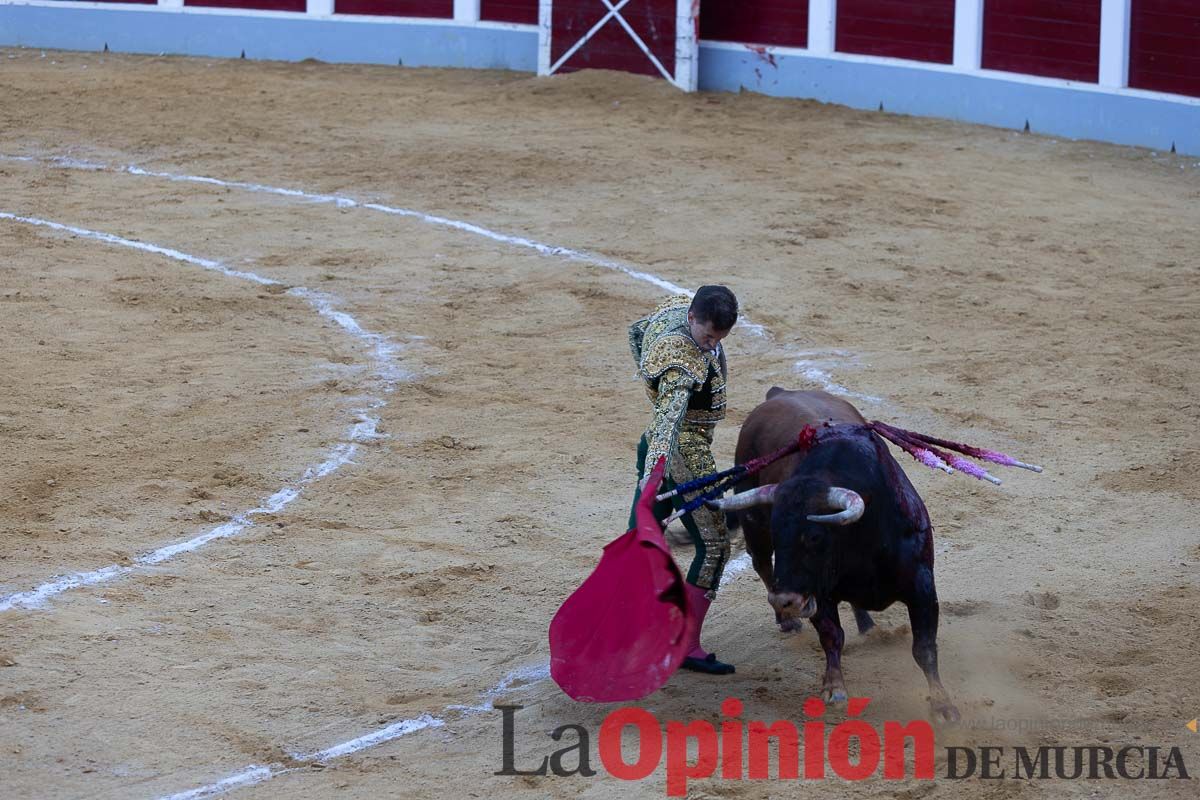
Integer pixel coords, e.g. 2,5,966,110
913,433,1043,473
869,421,1040,485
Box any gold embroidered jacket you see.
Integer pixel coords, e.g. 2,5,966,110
629,295,728,474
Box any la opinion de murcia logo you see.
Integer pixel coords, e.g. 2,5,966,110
496,700,1192,795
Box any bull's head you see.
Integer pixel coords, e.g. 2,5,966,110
708,478,864,622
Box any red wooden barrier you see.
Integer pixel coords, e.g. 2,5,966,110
699,0,809,49
982,0,1100,82
836,0,955,64
549,0,677,79
334,0,453,16
186,0,305,11
481,0,539,24
1129,0,1200,98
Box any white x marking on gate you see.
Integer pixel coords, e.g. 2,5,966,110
549,0,674,82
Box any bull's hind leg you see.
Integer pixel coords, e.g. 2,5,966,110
908,569,960,722
811,602,847,704
852,607,876,635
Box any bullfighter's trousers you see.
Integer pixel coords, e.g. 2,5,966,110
628,425,732,594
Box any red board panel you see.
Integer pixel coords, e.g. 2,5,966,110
982,0,1100,82
481,0,539,24
186,0,305,10
551,0,676,79
334,0,453,16
836,0,954,64
1129,0,1200,98
699,0,808,49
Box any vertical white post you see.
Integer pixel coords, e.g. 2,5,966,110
953,0,984,70
307,0,334,16
538,0,553,75
158,0,184,9
1099,0,1132,87
674,0,698,92
808,0,836,55
454,0,481,23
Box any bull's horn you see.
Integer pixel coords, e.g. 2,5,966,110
806,487,865,525
706,484,778,511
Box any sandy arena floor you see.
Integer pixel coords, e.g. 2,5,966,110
1,47,1198,799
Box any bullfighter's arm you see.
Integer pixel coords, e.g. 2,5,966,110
642,367,693,480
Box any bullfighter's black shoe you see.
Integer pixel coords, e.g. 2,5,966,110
681,653,736,675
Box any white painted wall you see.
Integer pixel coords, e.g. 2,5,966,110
807,0,835,56
0,0,1196,153
1098,0,1132,88
454,0,480,24
0,0,1166,97
537,0,552,75
673,0,697,91
953,0,983,70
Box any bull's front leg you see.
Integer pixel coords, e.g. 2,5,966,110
810,602,847,704
907,568,960,723
743,509,803,632
740,508,774,591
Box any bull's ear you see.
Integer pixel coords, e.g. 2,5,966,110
706,484,777,512
806,487,865,526
766,386,786,400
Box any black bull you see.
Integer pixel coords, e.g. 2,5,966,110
717,387,959,722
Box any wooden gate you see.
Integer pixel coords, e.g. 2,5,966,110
538,0,699,91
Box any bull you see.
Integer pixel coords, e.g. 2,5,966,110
712,387,960,722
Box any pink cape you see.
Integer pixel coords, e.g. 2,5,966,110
549,457,695,702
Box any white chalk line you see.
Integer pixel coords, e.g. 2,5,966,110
0,154,898,398
158,766,279,800
3,155,892,398
720,551,754,588
157,663,550,800
0,154,897,400
0,212,410,612
1,153,772,340
18,145,1009,797
2,154,867,794
791,349,884,405
2,161,870,597
155,555,759,800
